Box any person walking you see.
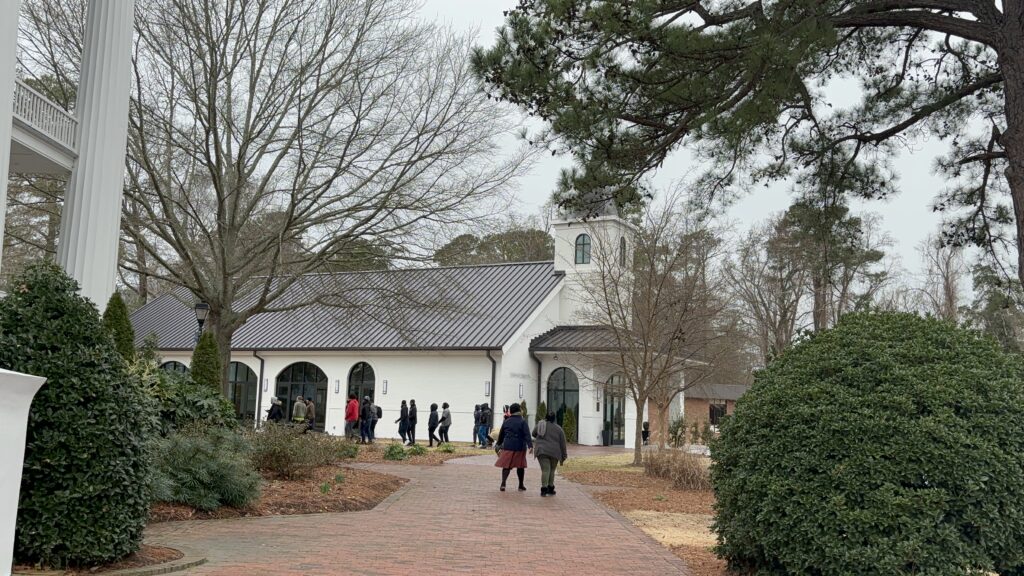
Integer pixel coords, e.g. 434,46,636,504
359,396,374,444
408,399,419,445
473,404,482,447
427,403,441,447
533,412,569,497
292,395,307,425
266,397,284,424
495,403,532,492
480,403,495,448
305,397,316,432
372,402,381,441
345,393,359,440
396,400,409,443
439,402,452,443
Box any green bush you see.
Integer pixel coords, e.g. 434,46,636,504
644,449,711,490
712,312,1024,575
406,443,427,456
562,408,577,443
383,443,407,461
132,356,235,435
151,427,260,511
102,292,135,361
536,401,547,425
438,442,456,453
0,262,153,567
249,424,355,479
190,331,222,392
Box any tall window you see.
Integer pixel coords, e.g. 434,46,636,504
619,236,627,267
547,367,580,431
228,362,258,420
160,361,189,374
348,362,376,403
575,234,591,264
276,362,328,431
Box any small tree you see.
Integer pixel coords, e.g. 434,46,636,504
562,408,577,444
102,292,135,361
0,262,152,566
519,400,528,423
536,401,547,425
190,332,222,392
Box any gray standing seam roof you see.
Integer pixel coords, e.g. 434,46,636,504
131,261,563,351
529,325,620,352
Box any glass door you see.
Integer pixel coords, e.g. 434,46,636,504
603,388,626,446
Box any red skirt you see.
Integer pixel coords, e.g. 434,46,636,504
495,449,528,469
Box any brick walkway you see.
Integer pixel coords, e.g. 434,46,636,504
146,449,691,575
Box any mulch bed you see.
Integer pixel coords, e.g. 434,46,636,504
670,544,729,576
350,443,480,466
14,545,183,575
149,466,405,522
561,469,647,488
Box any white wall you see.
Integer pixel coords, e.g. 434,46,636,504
499,283,563,419
159,350,501,443
551,216,634,324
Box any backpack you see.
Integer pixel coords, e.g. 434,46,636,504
375,405,382,419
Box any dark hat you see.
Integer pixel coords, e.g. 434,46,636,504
509,403,521,414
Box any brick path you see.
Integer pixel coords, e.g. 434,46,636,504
146,449,692,575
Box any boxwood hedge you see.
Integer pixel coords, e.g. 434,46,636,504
0,263,153,567
711,312,1024,575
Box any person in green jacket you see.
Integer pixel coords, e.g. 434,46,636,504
292,395,307,424
532,412,568,497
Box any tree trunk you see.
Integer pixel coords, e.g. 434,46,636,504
812,274,828,331
632,395,647,466
1002,41,1024,287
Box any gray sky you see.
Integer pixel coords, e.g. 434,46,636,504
419,0,950,275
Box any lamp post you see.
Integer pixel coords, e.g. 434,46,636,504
193,302,210,346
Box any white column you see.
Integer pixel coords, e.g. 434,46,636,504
0,0,23,279
0,368,46,576
57,0,135,307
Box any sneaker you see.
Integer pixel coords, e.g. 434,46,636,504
500,485,506,492
540,488,548,497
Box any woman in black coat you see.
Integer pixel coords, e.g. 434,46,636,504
494,403,533,491
407,399,418,445
427,403,441,447
395,400,409,443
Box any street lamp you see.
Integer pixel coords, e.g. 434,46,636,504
193,302,210,345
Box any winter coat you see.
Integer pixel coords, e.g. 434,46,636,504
346,399,359,422
428,409,439,429
533,421,568,463
440,408,452,427
292,401,307,421
361,401,373,422
305,401,316,424
496,415,532,452
409,404,418,425
267,404,284,423
396,404,409,425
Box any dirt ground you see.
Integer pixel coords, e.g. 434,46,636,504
150,466,405,522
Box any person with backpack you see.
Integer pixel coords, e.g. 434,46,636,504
533,412,569,497
495,403,532,492
359,396,374,444
480,403,494,448
427,403,441,447
266,397,284,424
407,399,418,445
396,400,409,443
439,402,452,443
344,393,359,440
372,402,382,441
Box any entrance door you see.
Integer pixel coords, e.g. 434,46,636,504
275,362,328,432
603,388,626,446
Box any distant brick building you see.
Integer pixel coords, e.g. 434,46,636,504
684,383,749,429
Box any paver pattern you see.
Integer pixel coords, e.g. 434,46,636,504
147,448,691,575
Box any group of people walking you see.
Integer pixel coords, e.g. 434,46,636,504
394,400,452,446
264,395,316,432
343,394,381,444
493,404,569,496
473,403,495,448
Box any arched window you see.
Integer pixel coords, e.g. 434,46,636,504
228,362,258,421
160,361,189,374
619,236,627,267
574,234,591,264
275,362,328,431
347,362,376,403
547,367,580,434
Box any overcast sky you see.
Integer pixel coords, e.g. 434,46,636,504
419,0,951,276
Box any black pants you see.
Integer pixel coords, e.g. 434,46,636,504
408,424,416,444
439,425,450,443
428,426,440,446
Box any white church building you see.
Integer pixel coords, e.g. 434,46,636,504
131,211,651,448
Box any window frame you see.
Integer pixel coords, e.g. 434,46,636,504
574,234,592,264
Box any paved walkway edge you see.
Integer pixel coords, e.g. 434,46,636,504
102,546,206,576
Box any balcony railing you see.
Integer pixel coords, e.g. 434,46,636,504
12,78,78,152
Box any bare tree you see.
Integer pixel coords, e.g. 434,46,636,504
917,235,968,322
574,194,728,465
725,219,808,365
19,0,528,391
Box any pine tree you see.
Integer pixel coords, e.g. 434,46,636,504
536,401,547,425
190,332,222,392
102,292,136,361
519,400,528,422
563,408,577,444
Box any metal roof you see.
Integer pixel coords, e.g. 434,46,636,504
131,261,563,351
686,383,750,401
529,325,620,352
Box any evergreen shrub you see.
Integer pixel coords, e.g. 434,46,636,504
383,443,407,461
536,401,547,424
151,427,260,511
406,443,427,456
438,442,456,453
102,292,135,361
0,262,153,567
563,408,577,443
132,356,235,435
249,424,353,479
190,331,221,392
712,312,1024,575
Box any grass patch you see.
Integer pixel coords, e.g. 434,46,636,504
560,453,641,473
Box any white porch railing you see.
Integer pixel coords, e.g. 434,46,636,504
12,78,78,151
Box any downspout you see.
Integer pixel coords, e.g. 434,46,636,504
530,350,542,417
486,349,497,429
253,351,265,429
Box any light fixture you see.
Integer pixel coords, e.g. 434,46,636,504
193,302,210,346
262,379,268,392
484,380,491,397
382,379,388,395
334,379,340,394
518,383,523,399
